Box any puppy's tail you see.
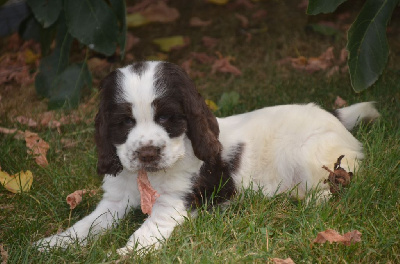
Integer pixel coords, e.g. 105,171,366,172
334,102,380,131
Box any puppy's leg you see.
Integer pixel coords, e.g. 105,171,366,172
117,195,187,255
35,175,139,250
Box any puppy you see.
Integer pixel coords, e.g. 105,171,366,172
35,61,379,255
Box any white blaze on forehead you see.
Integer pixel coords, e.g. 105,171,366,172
118,62,164,123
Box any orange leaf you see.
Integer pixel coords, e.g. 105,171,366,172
137,169,160,215
211,56,242,76
272,258,295,264
313,229,362,246
66,189,97,209
24,131,50,167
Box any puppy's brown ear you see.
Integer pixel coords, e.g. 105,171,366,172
160,62,221,162
95,71,123,176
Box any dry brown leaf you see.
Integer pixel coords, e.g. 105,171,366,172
229,0,255,9
190,52,216,64
60,138,78,149
125,33,141,52
181,59,205,79
190,17,212,27
313,229,362,246
334,96,347,108
235,13,249,28
137,169,160,215
202,36,219,49
339,48,348,65
272,258,295,264
0,243,8,264
142,1,180,23
15,116,37,127
211,56,242,76
0,127,24,140
66,189,97,210
280,47,335,73
252,9,268,20
24,131,50,167
87,58,110,73
323,155,353,194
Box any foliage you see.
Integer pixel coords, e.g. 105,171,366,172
307,0,400,92
25,0,126,109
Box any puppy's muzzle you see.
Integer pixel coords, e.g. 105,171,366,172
137,146,161,164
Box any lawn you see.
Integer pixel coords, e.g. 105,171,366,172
1,0,400,263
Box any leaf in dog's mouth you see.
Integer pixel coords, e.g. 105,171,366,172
323,155,353,194
137,169,160,215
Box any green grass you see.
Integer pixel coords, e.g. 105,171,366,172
1,0,400,263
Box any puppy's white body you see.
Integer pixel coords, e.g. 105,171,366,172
219,103,363,197
34,61,379,255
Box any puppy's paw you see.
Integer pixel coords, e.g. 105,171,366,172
33,233,82,252
116,246,132,256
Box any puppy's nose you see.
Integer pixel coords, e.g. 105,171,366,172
137,146,161,163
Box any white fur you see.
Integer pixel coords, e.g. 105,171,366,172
34,61,379,255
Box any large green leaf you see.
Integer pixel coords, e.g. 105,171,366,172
48,63,92,109
347,0,399,92
26,0,62,28
64,0,119,56
109,0,127,59
35,16,72,98
307,0,348,15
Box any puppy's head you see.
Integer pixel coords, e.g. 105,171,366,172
95,61,221,175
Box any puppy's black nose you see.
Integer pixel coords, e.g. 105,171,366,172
137,146,161,163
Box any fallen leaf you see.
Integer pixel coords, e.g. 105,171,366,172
211,56,242,76
60,138,78,149
87,58,110,73
334,96,347,108
15,116,37,127
252,9,268,20
24,48,40,65
205,99,219,112
125,33,141,52
235,13,249,28
137,169,160,215
25,131,50,167
190,52,216,64
0,169,33,193
313,229,362,246
153,36,190,52
202,36,219,49
279,46,335,73
272,258,295,264
146,52,169,61
181,59,205,78
0,127,24,140
0,243,8,264
127,1,180,27
190,17,212,27
207,0,230,5
323,155,353,194
339,48,348,65
229,0,255,9
66,189,97,210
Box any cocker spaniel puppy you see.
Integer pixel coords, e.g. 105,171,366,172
35,61,379,255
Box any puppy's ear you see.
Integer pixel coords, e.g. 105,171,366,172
161,63,221,162
95,71,123,176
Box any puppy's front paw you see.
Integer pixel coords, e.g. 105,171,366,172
116,246,133,256
33,232,83,252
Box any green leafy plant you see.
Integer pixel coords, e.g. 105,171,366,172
25,0,126,109
307,0,399,92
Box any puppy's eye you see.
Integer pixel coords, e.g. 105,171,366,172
123,117,135,126
157,115,172,123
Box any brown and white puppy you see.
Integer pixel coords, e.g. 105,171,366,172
35,61,379,255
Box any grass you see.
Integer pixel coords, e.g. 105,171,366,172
1,0,400,263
